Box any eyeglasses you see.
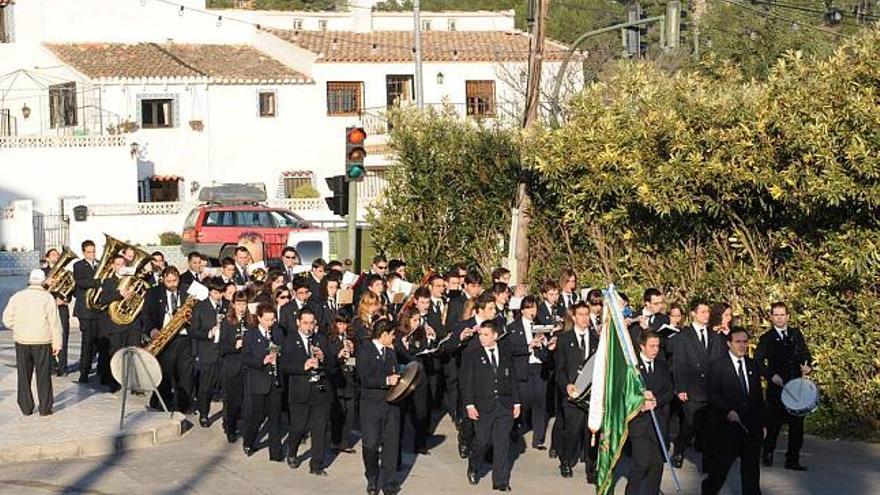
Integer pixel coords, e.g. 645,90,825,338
284,256,297,260
277,295,290,300
376,265,388,270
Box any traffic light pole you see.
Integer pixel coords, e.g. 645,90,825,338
347,179,358,270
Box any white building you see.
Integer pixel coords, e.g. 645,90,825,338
0,0,577,254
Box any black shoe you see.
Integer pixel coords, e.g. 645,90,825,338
310,467,328,476
77,375,89,384
586,471,598,485
287,456,302,469
785,461,808,471
269,455,284,462
549,448,558,459
762,452,773,467
560,465,573,478
367,485,380,495
226,432,237,443
671,453,683,468
55,368,64,377
39,410,53,417
467,470,479,485
458,444,469,459
418,448,431,456
493,484,511,492
242,446,254,457
199,416,210,428
383,484,401,495
533,443,547,451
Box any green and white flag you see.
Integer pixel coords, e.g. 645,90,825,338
588,286,646,495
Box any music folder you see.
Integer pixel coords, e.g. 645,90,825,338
656,323,679,338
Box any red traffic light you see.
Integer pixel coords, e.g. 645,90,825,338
347,127,367,145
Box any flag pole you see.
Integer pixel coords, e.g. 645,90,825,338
605,285,682,495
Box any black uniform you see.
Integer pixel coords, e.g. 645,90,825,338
701,353,765,495
189,298,223,421
279,329,335,471
96,275,137,391
755,327,811,467
356,341,401,493
536,300,562,326
671,324,724,467
278,298,313,337
461,344,520,488
242,326,284,460
142,285,193,412
327,334,359,451
72,258,100,382
425,299,447,413
219,316,247,438
394,327,435,453
441,316,483,458
178,270,202,293
555,328,600,476
506,317,550,447
626,356,674,495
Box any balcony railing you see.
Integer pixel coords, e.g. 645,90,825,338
0,135,128,148
360,101,522,137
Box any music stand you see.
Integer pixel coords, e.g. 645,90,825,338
110,346,168,431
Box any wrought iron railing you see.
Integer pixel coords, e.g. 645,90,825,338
359,101,522,136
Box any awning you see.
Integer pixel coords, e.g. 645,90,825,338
281,170,314,178
151,175,183,182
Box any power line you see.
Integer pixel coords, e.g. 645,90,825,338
713,0,852,38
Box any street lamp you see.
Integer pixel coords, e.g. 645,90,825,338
21,103,31,119
436,72,444,85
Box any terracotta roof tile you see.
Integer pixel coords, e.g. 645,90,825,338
45,43,311,83
268,29,569,63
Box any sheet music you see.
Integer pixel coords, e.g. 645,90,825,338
509,296,523,310
341,271,358,287
246,261,266,275
291,264,309,275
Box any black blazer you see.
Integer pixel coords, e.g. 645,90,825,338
178,270,202,292
460,345,520,414
356,341,397,402
444,293,470,334
315,298,340,335
671,325,725,401
442,316,483,355
279,330,335,404
141,285,186,335
326,334,359,398
242,326,282,395
72,259,100,319
426,299,447,339
233,266,248,287
630,357,674,438
754,327,811,401
707,354,766,443
189,298,222,364
97,275,136,334
535,301,561,326
278,299,313,336
505,318,549,382
555,329,599,394
219,317,247,377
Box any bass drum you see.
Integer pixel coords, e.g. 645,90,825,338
781,377,820,417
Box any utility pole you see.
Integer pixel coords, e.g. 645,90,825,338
693,0,707,57
413,0,424,108
666,0,681,50
512,0,548,285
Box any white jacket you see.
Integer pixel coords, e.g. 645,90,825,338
2,285,63,349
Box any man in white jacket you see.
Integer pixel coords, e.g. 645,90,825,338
2,269,63,416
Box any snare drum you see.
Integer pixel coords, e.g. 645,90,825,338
780,377,820,417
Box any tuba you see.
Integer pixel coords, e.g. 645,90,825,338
145,296,198,356
86,234,130,311
108,245,152,326
45,246,77,300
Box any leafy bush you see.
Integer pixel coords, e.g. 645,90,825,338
159,232,182,246
291,183,321,199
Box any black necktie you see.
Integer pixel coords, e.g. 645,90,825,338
489,348,497,371
782,329,788,341
434,301,441,313
647,361,654,374
381,347,387,362
579,334,587,357
737,359,748,396
699,328,706,349
170,293,178,313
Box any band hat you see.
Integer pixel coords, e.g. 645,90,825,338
29,269,46,285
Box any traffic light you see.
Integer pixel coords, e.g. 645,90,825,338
325,175,349,216
345,126,367,182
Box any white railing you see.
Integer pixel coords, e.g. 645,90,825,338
360,101,522,136
0,135,128,148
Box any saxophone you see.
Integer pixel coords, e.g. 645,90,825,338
45,246,77,300
145,296,198,356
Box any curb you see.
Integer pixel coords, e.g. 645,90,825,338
0,416,193,465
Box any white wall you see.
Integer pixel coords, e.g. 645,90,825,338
0,200,35,251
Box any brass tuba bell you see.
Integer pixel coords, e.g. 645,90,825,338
45,246,77,300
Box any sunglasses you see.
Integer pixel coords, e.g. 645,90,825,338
284,255,297,260
377,265,388,270
277,295,290,300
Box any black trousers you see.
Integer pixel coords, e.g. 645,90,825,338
674,399,709,461
443,357,459,420
78,318,99,380
196,360,220,418
97,331,125,388
469,403,515,487
222,370,244,434
426,360,443,411
405,380,431,452
332,393,357,449
16,343,54,415
360,398,401,490
288,391,332,469
763,396,804,463
243,385,284,460
55,305,70,373
517,363,548,446
702,434,762,495
152,336,193,413
560,403,597,473
626,430,665,495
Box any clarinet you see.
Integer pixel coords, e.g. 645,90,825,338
309,335,326,392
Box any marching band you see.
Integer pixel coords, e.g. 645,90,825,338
40,236,817,495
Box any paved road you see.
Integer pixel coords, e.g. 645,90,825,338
0,277,878,494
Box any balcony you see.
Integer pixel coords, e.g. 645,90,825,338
359,101,522,137
0,134,128,148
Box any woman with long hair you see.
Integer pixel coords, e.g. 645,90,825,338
251,270,286,306
394,305,432,455
709,302,733,336
218,290,255,443
327,313,358,454
353,291,381,345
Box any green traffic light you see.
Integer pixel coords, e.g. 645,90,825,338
347,165,365,179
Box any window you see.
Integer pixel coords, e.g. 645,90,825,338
141,98,174,128
386,75,413,107
49,82,77,128
421,19,432,31
269,210,305,229
465,80,495,117
0,4,11,43
283,177,312,198
183,209,199,229
204,211,235,227
0,108,13,137
448,19,457,31
234,210,271,227
318,19,328,31
326,82,363,116
292,18,303,30
258,91,276,117
149,178,180,202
